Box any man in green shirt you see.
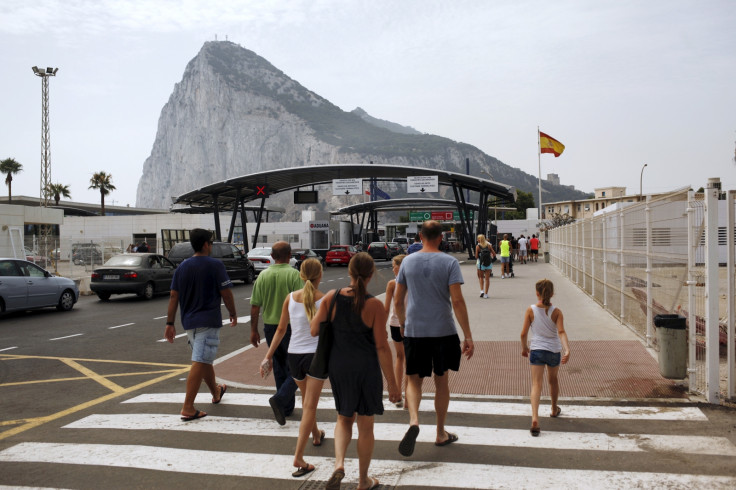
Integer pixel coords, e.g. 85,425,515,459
250,241,303,425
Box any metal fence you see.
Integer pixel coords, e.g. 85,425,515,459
548,184,735,404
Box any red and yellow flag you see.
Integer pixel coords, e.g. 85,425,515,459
539,131,565,157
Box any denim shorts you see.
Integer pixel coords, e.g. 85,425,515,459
500,256,510,263
529,349,561,367
186,327,221,364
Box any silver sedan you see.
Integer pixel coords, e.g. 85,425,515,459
0,258,79,314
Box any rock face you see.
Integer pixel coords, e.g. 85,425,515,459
136,41,587,211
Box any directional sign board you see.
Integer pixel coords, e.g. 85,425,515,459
407,175,439,193
332,178,362,196
409,210,474,222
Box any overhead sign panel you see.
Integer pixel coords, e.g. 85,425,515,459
409,210,474,222
333,178,362,195
407,176,438,193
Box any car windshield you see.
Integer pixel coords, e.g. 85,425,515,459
329,246,346,251
249,248,272,256
369,242,384,247
104,255,143,267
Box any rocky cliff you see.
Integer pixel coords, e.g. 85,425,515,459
136,41,588,213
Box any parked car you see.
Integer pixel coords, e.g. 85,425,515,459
367,241,395,261
72,243,103,266
325,245,358,266
246,247,298,274
90,253,177,301
0,258,79,314
292,248,325,270
24,247,49,267
387,242,403,257
394,237,409,252
167,241,256,284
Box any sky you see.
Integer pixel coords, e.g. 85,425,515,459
1,0,735,207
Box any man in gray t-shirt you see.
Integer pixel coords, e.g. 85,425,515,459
394,220,474,457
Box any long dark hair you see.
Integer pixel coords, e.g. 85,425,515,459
536,279,554,307
348,252,375,313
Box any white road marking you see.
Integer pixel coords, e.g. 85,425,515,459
1,443,734,489
0,346,18,352
153,315,167,320
156,333,186,343
214,344,255,364
49,333,83,341
108,323,135,330
63,414,736,457
221,315,250,325
122,392,708,421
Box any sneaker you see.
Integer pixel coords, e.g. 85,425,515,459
501,275,505,279
480,292,484,298
269,395,286,426
483,294,489,299
480,290,484,295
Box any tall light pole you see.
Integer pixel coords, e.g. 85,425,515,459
32,66,58,207
639,163,648,201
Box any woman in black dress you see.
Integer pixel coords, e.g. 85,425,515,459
311,252,400,490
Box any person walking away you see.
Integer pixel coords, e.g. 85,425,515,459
259,258,326,477
394,220,474,458
499,234,511,278
407,235,423,254
520,279,571,436
384,254,407,408
518,235,528,265
164,228,237,421
530,234,540,262
312,253,400,490
475,234,495,299
250,241,303,425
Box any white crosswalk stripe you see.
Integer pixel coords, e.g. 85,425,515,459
1,392,734,489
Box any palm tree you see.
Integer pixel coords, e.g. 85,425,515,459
0,158,23,203
45,182,71,206
88,171,116,216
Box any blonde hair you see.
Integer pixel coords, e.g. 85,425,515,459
536,278,554,307
392,254,406,267
348,252,375,313
477,234,487,247
300,258,322,320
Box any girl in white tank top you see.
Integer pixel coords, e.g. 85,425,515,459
520,279,571,437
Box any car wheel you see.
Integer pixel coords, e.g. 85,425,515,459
244,267,255,285
97,292,111,301
56,290,75,311
142,282,155,300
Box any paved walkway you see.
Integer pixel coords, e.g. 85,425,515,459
217,256,688,400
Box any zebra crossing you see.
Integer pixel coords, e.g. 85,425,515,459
1,391,735,489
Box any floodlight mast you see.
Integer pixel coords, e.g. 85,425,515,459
32,65,58,207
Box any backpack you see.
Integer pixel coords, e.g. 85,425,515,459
480,246,492,267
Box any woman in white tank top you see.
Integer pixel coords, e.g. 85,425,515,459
260,258,326,477
520,279,571,437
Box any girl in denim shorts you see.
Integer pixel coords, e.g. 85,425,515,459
520,279,571,436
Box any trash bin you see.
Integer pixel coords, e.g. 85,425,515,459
544,251,550,263
653,314,687,379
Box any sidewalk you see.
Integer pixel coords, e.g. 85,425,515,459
216,255,688,400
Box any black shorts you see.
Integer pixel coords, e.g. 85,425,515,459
390,325,404,342
404,334,461,378
287,352,315,381
531,249,538,255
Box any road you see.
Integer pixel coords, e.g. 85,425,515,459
1,258,736,488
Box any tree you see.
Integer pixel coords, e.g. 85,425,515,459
538,212,576,231
89,171,116,216
45,182,71,206
0,158,22,203
494,189,536,220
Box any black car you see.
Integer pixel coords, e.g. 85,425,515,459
367,241,394,261
91,253,176,301
292,248,325,270
387,242,403,257
167,241,255,284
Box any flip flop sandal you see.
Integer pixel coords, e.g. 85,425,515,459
398,425,420,457
181,409,207,422
313,430,326,446
435,432,458,446
551,406,561,418
530,425,541,437
212,384,227,404
292,464,315,478
326,469,345,490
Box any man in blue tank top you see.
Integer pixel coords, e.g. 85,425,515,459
394,220,474,457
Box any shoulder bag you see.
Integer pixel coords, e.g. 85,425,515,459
308,288,340,379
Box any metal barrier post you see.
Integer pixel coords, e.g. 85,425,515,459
620,208,625,323
686,190,697,390
728,189,735,400
705,178,720,403
646,195,653,347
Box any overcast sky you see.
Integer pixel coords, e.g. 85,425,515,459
2,0,735,207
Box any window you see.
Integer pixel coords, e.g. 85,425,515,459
0,261,19,277
602,191,606,197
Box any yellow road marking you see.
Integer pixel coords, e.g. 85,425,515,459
0,367,190,442
0,369,184,388
60,358,125,393
0,353,188,368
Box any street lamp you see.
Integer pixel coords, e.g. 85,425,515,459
32,65,59,207
639,163,648,201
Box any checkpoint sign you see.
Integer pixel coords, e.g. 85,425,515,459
407,175,439,193
333,178,362,196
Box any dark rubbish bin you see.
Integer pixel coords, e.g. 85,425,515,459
654,314,687,379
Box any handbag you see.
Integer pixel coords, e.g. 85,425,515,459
308,288,340,379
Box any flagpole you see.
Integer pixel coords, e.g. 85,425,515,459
537,126,543,221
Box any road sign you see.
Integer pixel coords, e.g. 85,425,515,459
409,210,474,222
332,178,362,195
407,176,438,193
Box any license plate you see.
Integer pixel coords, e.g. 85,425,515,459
104,275,119,280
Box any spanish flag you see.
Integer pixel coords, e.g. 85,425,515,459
539,131,565,157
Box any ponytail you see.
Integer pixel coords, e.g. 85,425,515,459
300,258,322,320
348,252,375,313
535,278,554,307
